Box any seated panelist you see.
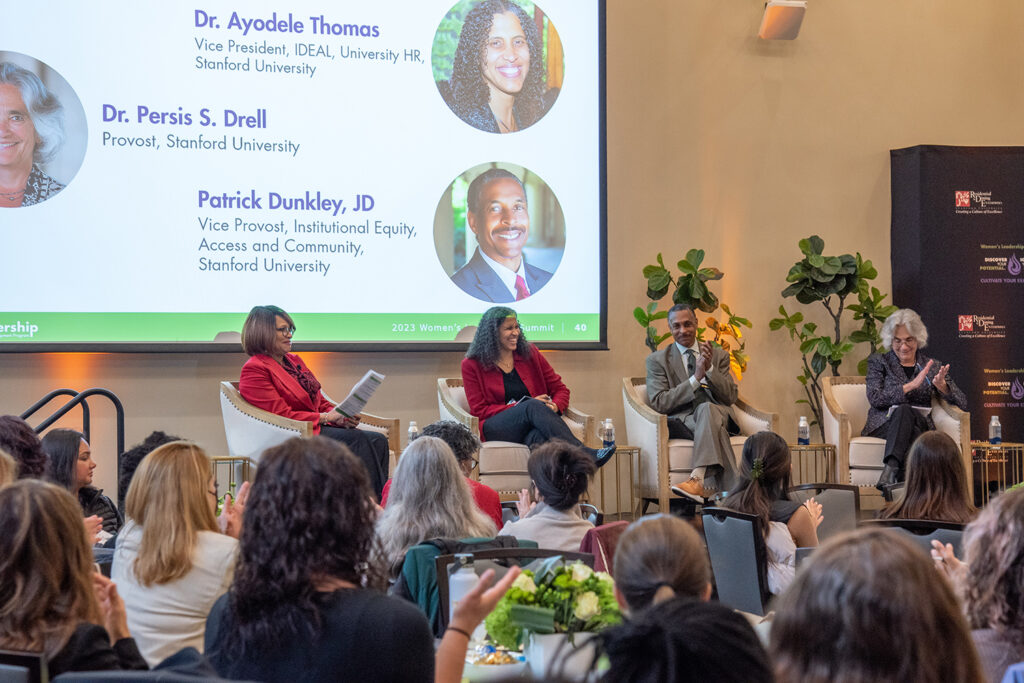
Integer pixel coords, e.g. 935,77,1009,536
461,306,614,465
864,308,967,489
238,305,389,499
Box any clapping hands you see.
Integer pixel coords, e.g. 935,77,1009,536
803,498,824,528
218,481,251,538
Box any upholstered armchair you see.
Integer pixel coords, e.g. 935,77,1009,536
437,377,595,496
219,381,400,469
622,377,778,512
821,375,971,491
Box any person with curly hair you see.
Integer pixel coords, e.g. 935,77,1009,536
117,430,181,507
449,168,553,302
0,480,147,676
462,306,614,465
380,420,503,529
931,487,1024,682
0,414,48,479
722,431,822,595
773,528,983,683
112,441,245,666
42,428,122,536
880,431,976,524
375,435,496,573
205,436,517,683
238,304,390,499
444,0,555,134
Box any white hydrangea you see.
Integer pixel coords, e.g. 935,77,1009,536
574,591,600,621
571,563,593,582
512,573,538,594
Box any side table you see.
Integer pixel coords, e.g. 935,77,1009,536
788,443,836,485
593,444,640,522
970,441,1024,506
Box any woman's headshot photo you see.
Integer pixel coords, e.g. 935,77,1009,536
432,0,564,134
0,52,86,208
434,161,565,303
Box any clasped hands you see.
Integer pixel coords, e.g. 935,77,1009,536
908,359,951,395
693,341,714,382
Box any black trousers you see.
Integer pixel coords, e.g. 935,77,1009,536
482,398,587,450
320,425,389,500
868,403,931,470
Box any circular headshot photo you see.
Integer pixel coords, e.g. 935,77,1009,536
0,51,87,208
432,0,564,134
435,162,565,303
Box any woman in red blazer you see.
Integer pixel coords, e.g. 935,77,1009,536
238,305,389,498
461,307,614,466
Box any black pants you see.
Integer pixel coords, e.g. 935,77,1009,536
482,398,588,451
868,403,931,471
320,425,389,500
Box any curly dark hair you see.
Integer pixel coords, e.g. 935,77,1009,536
118,430,182,505
40,428,84,492
528,439,595,511
465,306,530,368
0,415,48,479
450,0,548,132
419,420,480,464
215,436,385,658
962,487,1024,636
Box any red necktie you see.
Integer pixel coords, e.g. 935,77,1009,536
514,275,530,301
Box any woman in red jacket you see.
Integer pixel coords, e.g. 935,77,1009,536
461,306,614,466
238,305,389,498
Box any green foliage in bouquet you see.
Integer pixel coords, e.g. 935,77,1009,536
484,558,621,650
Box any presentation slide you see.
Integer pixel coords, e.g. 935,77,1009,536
0,0,605,350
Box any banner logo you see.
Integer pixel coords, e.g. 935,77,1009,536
955,191,971,207
1010,253,1022,276
955,190,1003,214
958,315,973,331
1012,377,1024,401
957,314,1006,339
0,321,39,339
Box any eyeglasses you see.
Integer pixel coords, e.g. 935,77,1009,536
892,337,917,347
275,325,295,336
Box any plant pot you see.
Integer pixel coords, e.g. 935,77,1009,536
524,631,598,680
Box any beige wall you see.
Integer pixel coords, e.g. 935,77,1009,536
4,1,1022,503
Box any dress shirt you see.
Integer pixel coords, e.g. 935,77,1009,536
478,249,529,299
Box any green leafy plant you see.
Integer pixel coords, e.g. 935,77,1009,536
633,250,752,379
770,236,893,440
484,558,621,650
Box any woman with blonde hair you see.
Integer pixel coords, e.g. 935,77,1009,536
0,480,147,675
375,436,496,574
612,514,712,614
0,448,16,486
112,441,247,666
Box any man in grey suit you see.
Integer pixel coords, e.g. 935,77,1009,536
450,168,553,302
646,303,740,500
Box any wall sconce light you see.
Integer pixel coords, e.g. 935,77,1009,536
759,0,806,40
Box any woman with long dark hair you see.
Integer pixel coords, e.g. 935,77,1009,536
880,431,975,523
0,480,147,676
462,306,614,465
239,304,390,499
205,436,517,682
722,431,822,595
446,0,554,133
42,428,122,535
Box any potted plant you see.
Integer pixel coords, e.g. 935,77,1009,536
484,558,621,677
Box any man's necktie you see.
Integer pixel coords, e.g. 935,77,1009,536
514,275,530,301
685,349,696,376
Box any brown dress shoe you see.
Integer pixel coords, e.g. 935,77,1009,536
672,478,715,502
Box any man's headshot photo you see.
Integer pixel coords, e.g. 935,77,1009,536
0,52,86,208
434,162,564,303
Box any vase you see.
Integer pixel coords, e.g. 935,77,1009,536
524,631,598,680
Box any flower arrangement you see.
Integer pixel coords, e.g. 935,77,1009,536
484,558,622,650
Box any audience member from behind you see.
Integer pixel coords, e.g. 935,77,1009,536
931,487,1024,682
117,430,181,507
0,480,147,675
112,441,246,666
500,439,596,551
0,414,48,479
42,428,122,537
0,448,16,487
772,527,983,683
880,430,976,524
597,597,772,683
612,514,711,614
205,436,518,683
381,420,503,529
376,435,497,574
722,430,822,595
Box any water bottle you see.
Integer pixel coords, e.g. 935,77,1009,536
602,418,615,448
448,554,486,643
990,416,1002,445
797,416,810,445
407,420,420,447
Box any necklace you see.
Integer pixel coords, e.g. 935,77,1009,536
0,187,26,202
496,356,515,373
